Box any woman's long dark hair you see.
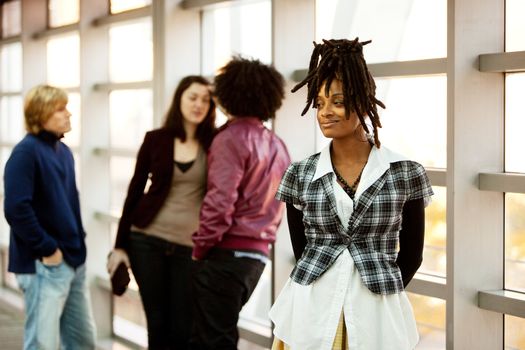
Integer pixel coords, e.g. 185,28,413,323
163,75,216,150
292,38,385,147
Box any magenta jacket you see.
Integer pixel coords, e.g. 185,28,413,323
192,117,291,259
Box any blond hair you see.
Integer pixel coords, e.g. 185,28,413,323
24,85,68,134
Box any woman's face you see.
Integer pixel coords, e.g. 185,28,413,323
180,83,211,127
42,101,71,136
315,79,360,140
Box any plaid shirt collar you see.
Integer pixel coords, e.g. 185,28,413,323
312,142,408,199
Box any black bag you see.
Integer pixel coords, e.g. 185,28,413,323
111,262,130,296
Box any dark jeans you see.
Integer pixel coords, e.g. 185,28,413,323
128,231,193,350
189,248,266,350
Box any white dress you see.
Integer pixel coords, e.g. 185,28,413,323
269,145,420,350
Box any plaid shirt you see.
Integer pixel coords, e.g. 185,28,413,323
275,145,434,295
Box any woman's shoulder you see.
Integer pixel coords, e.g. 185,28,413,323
285,152,320,177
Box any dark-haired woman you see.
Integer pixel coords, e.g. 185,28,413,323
269,39,433,350
107,76,216,350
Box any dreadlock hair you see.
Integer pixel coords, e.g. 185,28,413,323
292,38,385,147
214,56,285,121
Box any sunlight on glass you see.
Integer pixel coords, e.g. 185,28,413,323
376,76,446,168
0,96,23,143
62,93,80,148
505,193,525,292
111,0,151,14
505,73,525,173
314,76,446,167
109,20,153,82
239,262,272,328
47,34,80,88
506,315,525,349
506,0,525,52
113,294,148,348
315,0,446,63
201,0,271,76
110,156,136,213
420,186,446,277
48,0,79,28
407,293,446,349
0,42,22,92
1,0,21,37
109,89,153,149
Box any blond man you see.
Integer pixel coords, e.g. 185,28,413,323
4,85,96,350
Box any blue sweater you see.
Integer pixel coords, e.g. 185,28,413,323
4,132,86,273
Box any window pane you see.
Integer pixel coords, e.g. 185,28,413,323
110,156,135,213
1,42,22,92
505,193,525,293
47,33,80,88
109,20,152,82
239,262,272,331
505,0,525,52
505,315,525,349
109,89,153,149
110,0,151,14
1,0,21,37
202,0,271,76
421,186,446,277
113,294,148,348
505,73,525,173
62,93,81,148
407,293,446,349
48,0,79,28
315,0,446,63
0,96,24,143
377,76,447,168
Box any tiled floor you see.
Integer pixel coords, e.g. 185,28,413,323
0,298,269,350
0,300,24,350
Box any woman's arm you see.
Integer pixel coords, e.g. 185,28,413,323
396,198,425,287
286,203,307,261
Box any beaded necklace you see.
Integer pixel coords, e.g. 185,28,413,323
332,164,366,199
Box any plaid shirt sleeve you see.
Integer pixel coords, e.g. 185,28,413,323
275,163,302,207
407,162,434,202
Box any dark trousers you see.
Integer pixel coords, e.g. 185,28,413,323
189,248,266,350
128,231,193,350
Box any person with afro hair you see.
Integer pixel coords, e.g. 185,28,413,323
190,56,291,350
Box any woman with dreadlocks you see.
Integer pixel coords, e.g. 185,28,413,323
269,38,434,350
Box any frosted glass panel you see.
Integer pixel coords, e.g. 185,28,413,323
505,193,525,293
0,42,22,92
62,93,81,148
109,89,153,149
506,0,525,52
47,34,80,88
316,0,446,63
0,96,24,143
48,0,79,27
201,0,271,76
110,0,151,14
376,76,446,168
407,293,446,349
109,20,153,82
1,0,21,37
110,156,136,213
505,73,525,173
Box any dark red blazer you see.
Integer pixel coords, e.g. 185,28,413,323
114,128,177,250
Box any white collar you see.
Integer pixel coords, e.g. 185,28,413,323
312,142,409,198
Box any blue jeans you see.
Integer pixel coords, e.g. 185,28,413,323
16,261,96,350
